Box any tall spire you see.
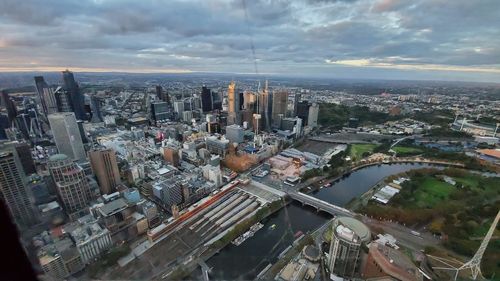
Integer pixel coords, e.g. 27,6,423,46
430,210,500,280
455,210,500,280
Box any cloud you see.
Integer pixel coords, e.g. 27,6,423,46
326,58,500,73
0,0,499,82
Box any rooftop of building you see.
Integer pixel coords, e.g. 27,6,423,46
303,245,321,262
48,154,69,162
98,198,128,217
333,217,371,243
477,149,500,159
368,242,423,281
38,237,78,266
66,215,109,245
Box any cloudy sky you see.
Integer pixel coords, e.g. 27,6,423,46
1,0,499,82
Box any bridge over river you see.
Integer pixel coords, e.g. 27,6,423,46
287,191,353,217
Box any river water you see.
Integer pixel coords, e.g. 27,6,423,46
193,163,436,280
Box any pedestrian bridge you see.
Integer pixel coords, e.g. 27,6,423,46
287,191,353,217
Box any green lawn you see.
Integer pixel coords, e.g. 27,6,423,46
453,176,479,189
413,178,456,208
359,168,500,279
392,146,422,155
349,144,377,160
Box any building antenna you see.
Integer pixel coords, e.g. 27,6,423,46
429,210,500,280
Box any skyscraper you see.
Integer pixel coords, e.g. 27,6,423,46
0,114,9,139
258,81,273,131
0,141,37,227
212,91,222,111
48,112,86,161
243,91,257,112
34,76,58,116
156,85,170,105
272,91,288,128
88,148,121,195
162,146,180,167
14,141,36,175
328,217,371,279
90,96,103,123
1,90,17,126
296,101,311,125
54,86,72,113
201,86,213,112
227,81,240,125
308,103,319,128
151,101,169,124
293,93,301,117
62,70,87,121
47,154,92,218
228,81,237,113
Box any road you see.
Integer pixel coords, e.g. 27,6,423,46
360,216,440,251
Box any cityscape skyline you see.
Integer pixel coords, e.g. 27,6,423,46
0,68,498,280
1,0,500,82
0,0,499,280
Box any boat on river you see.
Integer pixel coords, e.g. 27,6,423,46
232,223,264,246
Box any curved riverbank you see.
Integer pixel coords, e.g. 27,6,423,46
202,162,454,280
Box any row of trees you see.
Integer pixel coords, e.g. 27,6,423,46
359,168,500,278
318,103,397,128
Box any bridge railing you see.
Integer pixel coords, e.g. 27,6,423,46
288,191,353,215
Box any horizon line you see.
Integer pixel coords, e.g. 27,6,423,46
0,68,499,85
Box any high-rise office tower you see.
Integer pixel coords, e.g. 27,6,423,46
47,154,92,218
155,85,162,100
62,70,87,121
227,81,241,125
151,101,169,124
228,81,237,113
156,85,170,105
88,148,121,195
272,91,288,128
0,141,37,227
162,146,180,167
296,101,311,125
238,92,244,111
212,91,222,111
34,76,58,116
328,217,371,279
1,90,17,126
53,86,72,113
293,93,301,117
0,114,9,140
191,96,201,110
201,86,213,112
253,114,262,134
308,103,319,128
173,101,185,117
258,81,273,131
14,141,36,175
243,91,256,112
48,112,86,161
90,96,103,123
183,98,193,111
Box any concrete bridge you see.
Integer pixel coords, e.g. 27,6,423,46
287,191,353,217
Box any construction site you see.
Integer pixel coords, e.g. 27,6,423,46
222,153,258,172
100,180,283,280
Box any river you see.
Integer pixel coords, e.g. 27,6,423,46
193,163,438,280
